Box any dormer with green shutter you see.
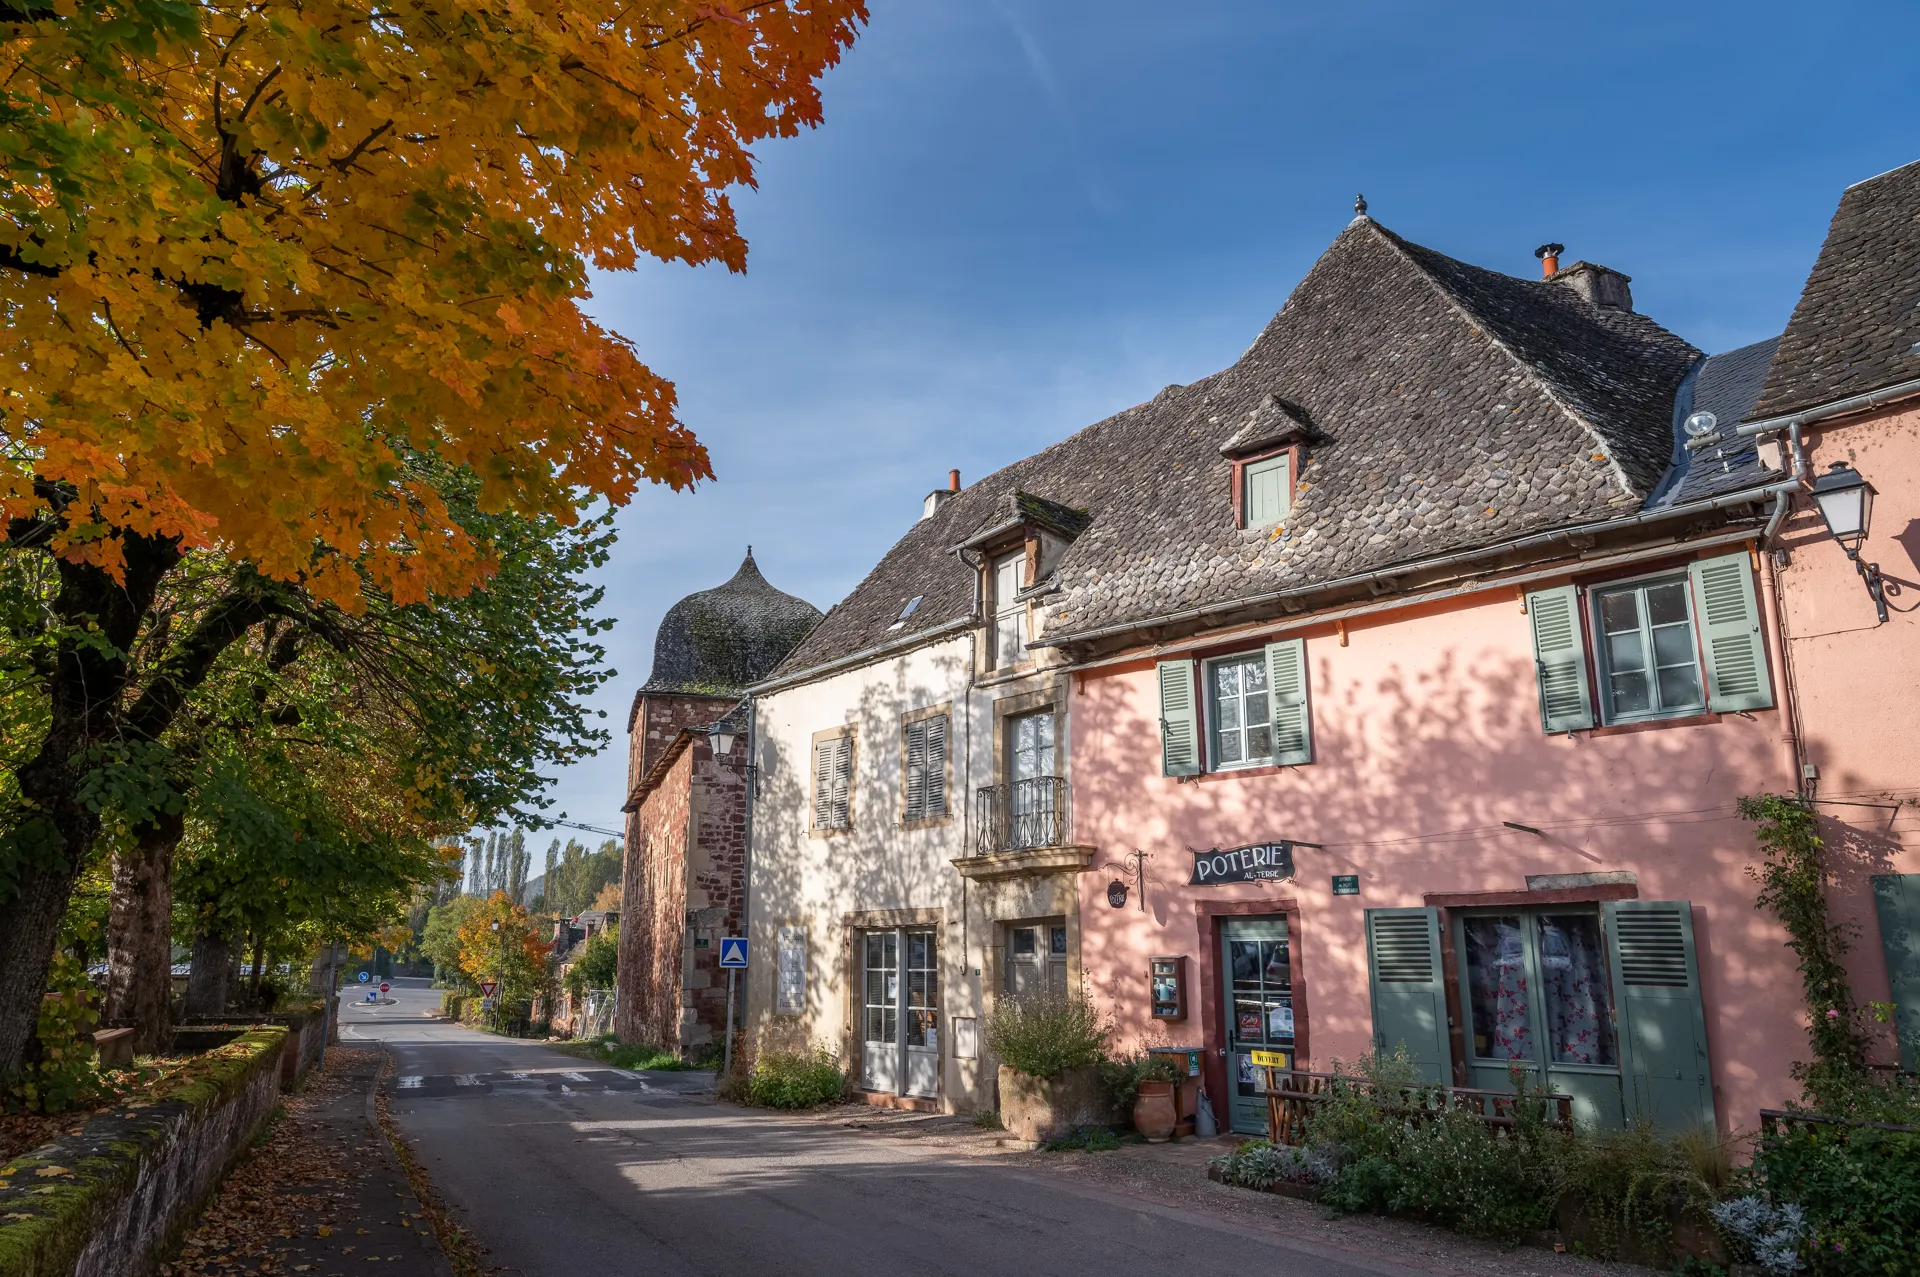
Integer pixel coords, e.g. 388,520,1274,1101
1219,394,1312,531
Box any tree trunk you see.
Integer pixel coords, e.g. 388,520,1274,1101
248,934,265,1004
184,934,235,1018
104,810,187,1052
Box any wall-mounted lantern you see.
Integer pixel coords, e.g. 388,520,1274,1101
1809,461,1888,623
707,723,736,757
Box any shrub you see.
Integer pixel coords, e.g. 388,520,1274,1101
1748,1122,1920,1275
984,993,1107,1080
5,949,102,1113
743,1047,844,1109
1556,1121,1721,1260
1211,1139,1329,1189
1713,1196,1807,1275
1041,1125,1123,1152
563,925,619,998
598,1039,695,1072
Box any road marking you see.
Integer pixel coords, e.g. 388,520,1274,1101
455,1075,480,1087
509,1072,533,1082
398,1076,423,1089
562,1072,592,1083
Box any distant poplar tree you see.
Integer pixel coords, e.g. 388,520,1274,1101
507,830,529,903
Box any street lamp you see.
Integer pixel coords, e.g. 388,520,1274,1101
1809,462,1888,623
707,722,736,758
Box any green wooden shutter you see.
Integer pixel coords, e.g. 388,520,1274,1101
1872,874,1920,1071
1364,907,1449,1083
1265,638,1312,766
1527,584,1595,733
1157,658,1200,777
1688,551,1774,712
1604,900,1715,1132
1244,455,1289,526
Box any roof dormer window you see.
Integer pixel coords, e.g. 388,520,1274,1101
1242,453,1290,527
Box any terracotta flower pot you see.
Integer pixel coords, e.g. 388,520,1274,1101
1133,1079,1177,1142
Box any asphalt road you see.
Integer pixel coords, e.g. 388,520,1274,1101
342,980,1432,1277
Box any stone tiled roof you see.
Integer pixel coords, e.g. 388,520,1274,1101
768,218,1701,678
1751,158,1920,418
640,552,821,697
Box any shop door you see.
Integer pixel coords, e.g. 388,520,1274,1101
863,928,941,1099
1221,917,1293,1136
1456,910,1624,1129
861,931,900,1093
903,928,940,1098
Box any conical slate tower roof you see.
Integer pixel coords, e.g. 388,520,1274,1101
640,551,822,697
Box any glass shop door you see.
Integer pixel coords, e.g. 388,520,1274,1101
862,931,900,1093
1221,917,1294,1136
863,927,941,1099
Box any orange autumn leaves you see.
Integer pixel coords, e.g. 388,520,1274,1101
0,0,868,605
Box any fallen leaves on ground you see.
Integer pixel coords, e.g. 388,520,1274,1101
160,1049,391,1276
0,1115,68,1164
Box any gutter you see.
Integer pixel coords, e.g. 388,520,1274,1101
747,617,977,697
1736,376,1920,438
1035,477,1800,652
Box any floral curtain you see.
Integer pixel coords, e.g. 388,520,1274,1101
1539,915,1616,1065
1464,916,1533,1060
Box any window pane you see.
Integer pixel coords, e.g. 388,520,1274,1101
1242,659,1268,693
1463,917,1534,1060
1050,926,1067,955
1261,940,1290,987
1609,670,1650,714
1216,731,1243,764
1539,916,1616,1066
1214,663,1241,697
1217,696,1241,731
1651,623,1695,667
909,932,928,968
1244,691,1271,727
1600,591,1640,633
1606,629,1646,672
1246,725,1273,760
1229,940,1260,987
1645,582,1689,627
1011,928,1035,957
1658,664,1702,710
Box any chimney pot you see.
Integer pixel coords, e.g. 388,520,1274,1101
949,469,961,491
1534,243,1565,278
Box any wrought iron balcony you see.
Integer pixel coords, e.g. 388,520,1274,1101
974,776,1071,855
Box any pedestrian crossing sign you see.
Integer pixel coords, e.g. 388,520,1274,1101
719,937,749,969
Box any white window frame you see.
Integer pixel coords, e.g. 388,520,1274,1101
1205,651,1274,772
1588,570,1707,726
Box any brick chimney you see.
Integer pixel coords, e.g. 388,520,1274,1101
1550,260,1634,311
922,470,961,521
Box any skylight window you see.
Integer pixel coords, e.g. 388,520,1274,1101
888,595,925,631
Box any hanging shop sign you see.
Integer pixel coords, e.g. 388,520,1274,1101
1188,841,1296,886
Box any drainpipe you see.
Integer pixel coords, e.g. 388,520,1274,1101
737,694,756,1070
1756,424,1810,797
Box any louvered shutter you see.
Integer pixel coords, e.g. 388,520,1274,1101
1688,552,1774,713
812,741,834,830
1871,875,1920,1072
1265,638,1312,766
1157,659,1200,777
1527,584,1595,733
1364,908,1449,1082
1245,455,1289,526
903,719,928,821
831,736,853,829
1604,900,1715,1132
925,715,948,817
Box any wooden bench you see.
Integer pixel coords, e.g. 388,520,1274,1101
1265,1068,1574,1145
93,1027,136,1069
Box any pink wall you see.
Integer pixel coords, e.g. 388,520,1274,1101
1073,578,1807,1133
1774,405,1920,1028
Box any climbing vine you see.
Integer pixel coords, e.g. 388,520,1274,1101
1737,794,1870,1086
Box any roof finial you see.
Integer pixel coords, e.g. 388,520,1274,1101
1354,193,1368,217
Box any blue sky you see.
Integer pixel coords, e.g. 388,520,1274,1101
534,0,1920,834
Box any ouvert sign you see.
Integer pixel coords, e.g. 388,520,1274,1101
1188,841,1296,886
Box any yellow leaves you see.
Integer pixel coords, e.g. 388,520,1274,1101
33,1165,71,1177
4,0,869,602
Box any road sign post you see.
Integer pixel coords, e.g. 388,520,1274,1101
480,980,497,998
718,938,748,1079
380,982,391,994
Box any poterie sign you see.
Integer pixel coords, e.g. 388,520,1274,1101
1189,841,1295,886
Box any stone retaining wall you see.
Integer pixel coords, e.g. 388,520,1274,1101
0,1026,287,1277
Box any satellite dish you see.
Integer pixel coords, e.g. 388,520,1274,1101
1684,410,1719,438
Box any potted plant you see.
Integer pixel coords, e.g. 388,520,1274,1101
1131,1055,1184,1141
985,992,1110,1144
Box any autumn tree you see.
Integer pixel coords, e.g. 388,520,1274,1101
457,892,549,1010
0,0,867,1072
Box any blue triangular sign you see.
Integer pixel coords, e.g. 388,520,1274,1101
719,937,748,968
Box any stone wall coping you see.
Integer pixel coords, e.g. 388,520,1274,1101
0,1025,287,1277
